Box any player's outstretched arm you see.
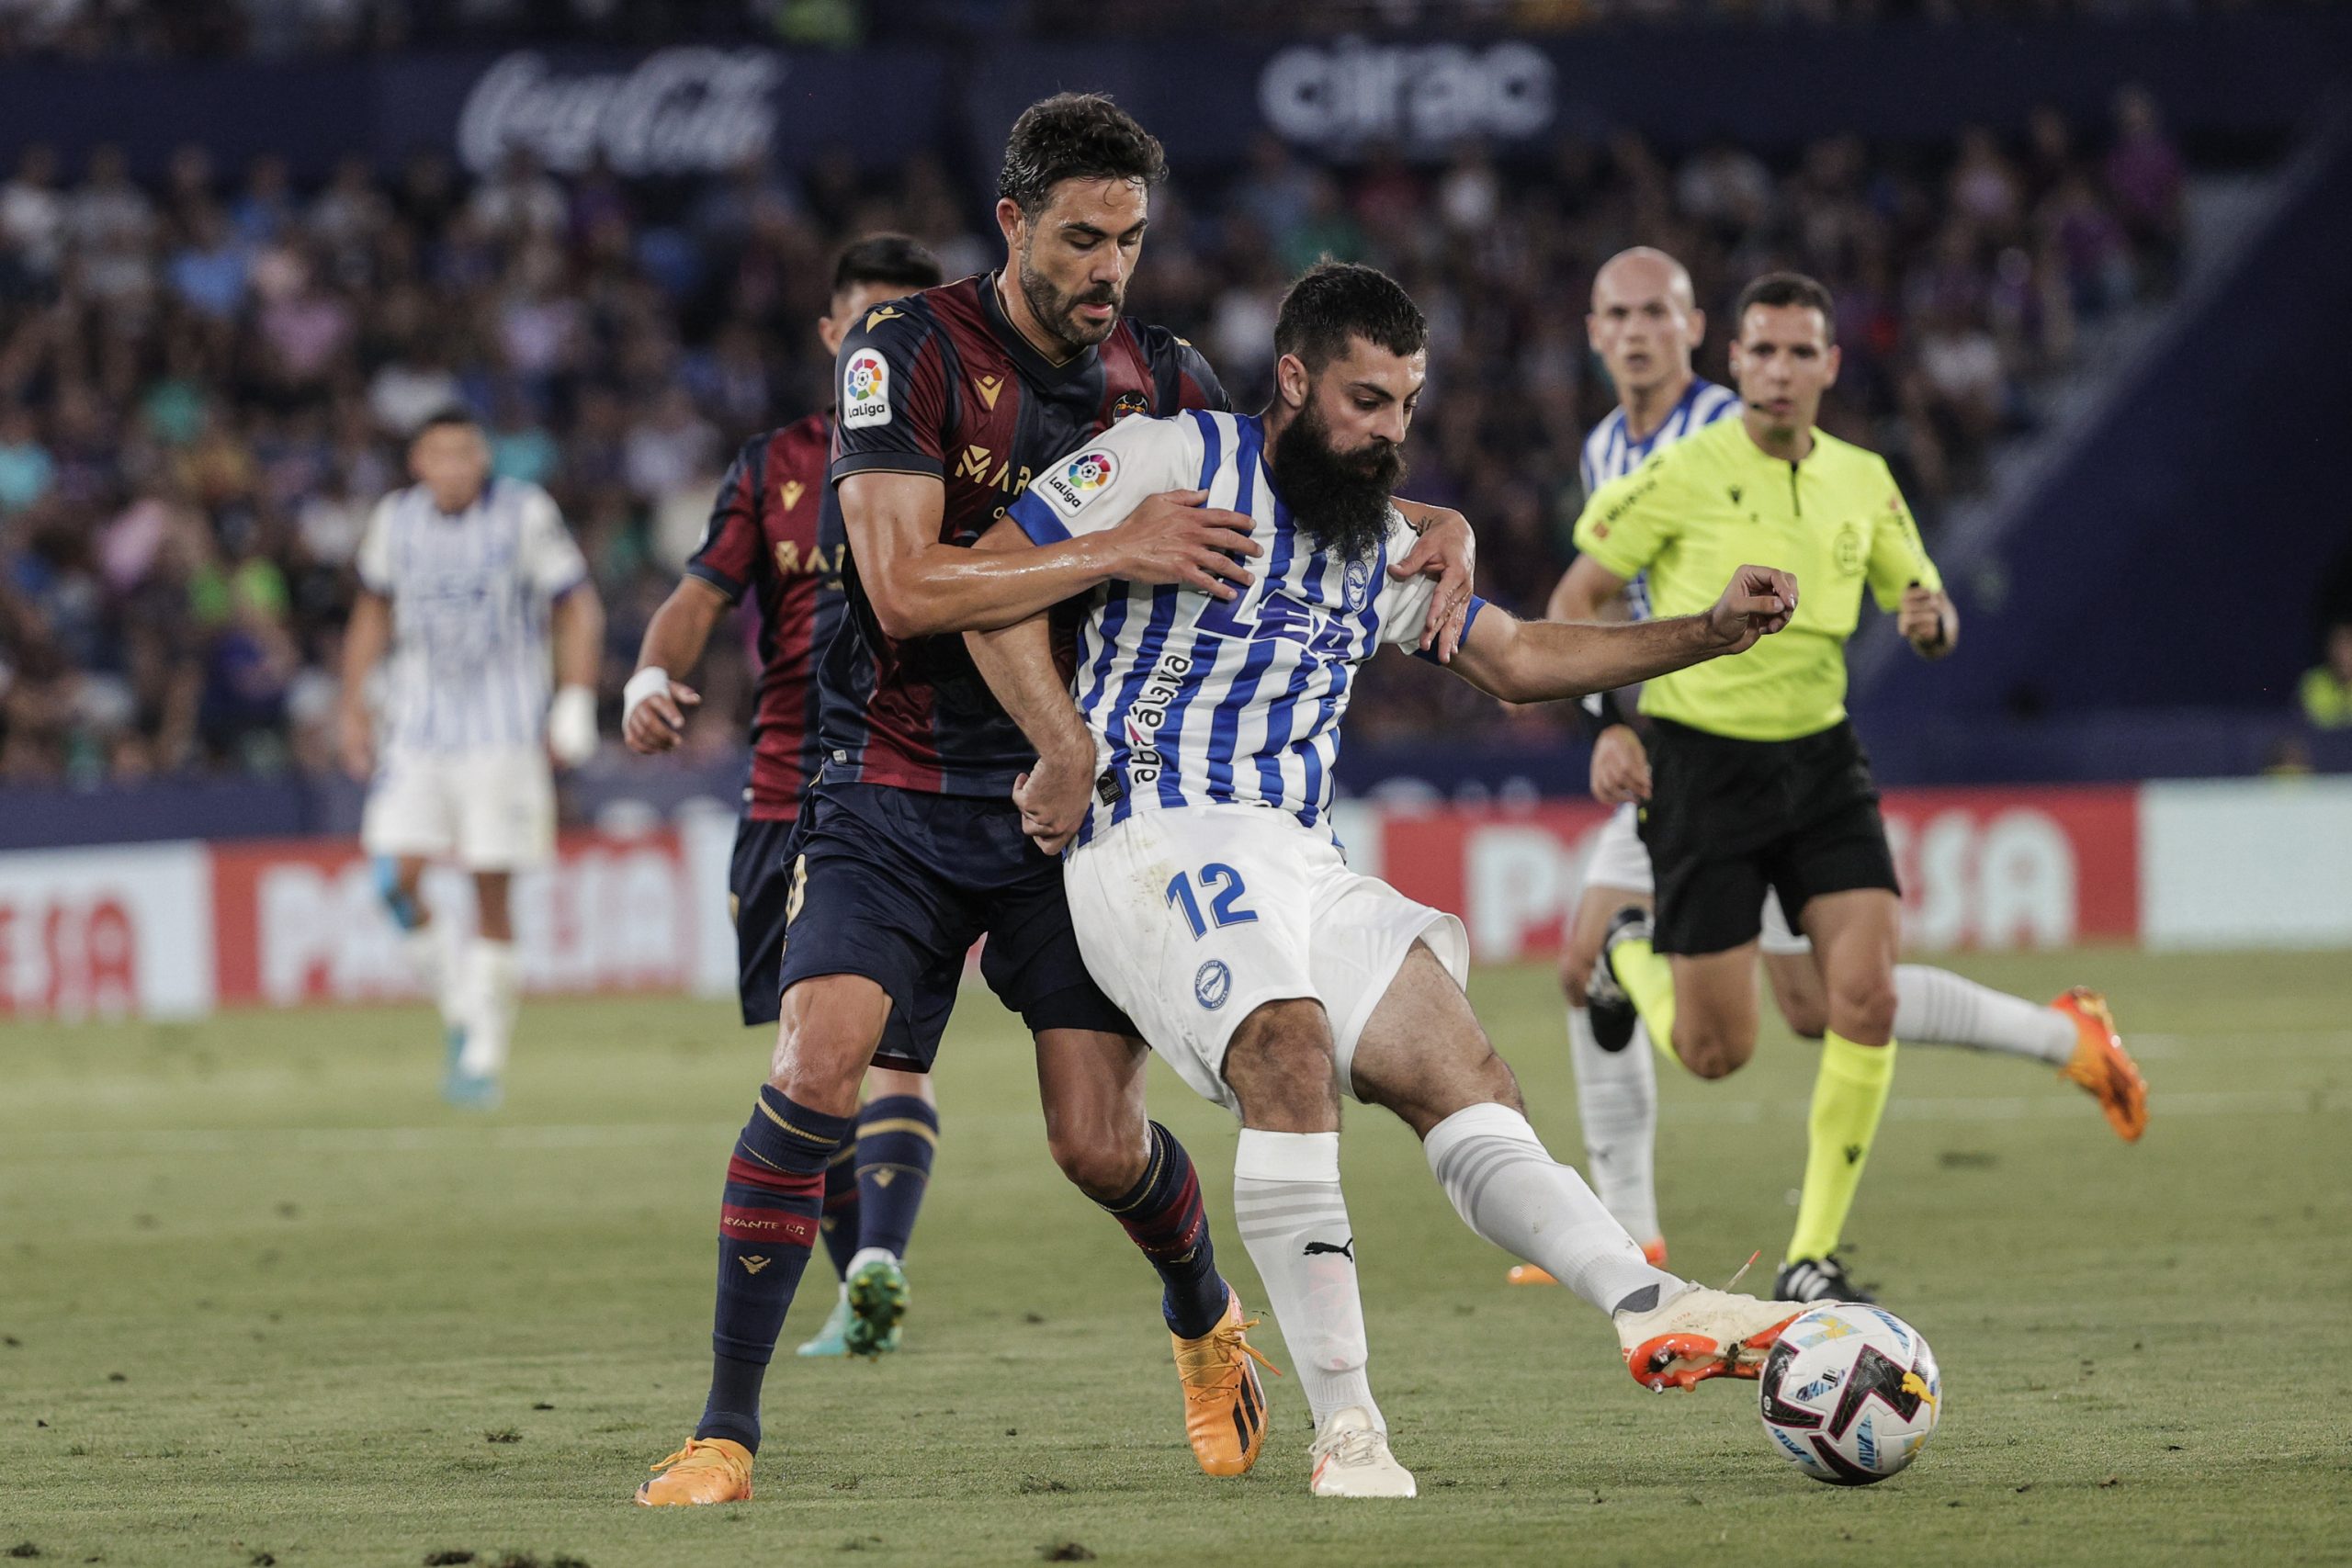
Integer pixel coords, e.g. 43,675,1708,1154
1446,565,1799,704
622,577,729,754
842,472,1259,640
1547,554,1629,623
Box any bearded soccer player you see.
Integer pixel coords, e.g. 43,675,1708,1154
625,235,946,1360
634,96,1476,1506
962,262,1810,1497
1567,272,2148,1304
1517,250,2149,1294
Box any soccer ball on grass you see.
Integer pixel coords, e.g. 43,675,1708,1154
1758,1303,1941,1484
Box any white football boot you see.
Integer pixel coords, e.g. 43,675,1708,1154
1615,1283,1804,1393
1308,1407,1417,1498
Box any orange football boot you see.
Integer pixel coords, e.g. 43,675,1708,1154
2054,987,2148,1142
634,1438,753,1506
1172,1287,1280,1476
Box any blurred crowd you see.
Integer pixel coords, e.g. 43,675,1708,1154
0,0,2312,57
0,85,2189,780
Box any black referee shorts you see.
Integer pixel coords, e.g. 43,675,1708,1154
1635,717,1900,957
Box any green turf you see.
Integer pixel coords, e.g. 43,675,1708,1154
4,950,2348,1567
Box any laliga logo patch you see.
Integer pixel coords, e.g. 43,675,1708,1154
842,349,890,429
1042,447,1117,516
1194,958,1233,1011
1343,557,1373,612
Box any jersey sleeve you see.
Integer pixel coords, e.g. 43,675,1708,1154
353,495,397,595
684,436,767,604
1865,465,1941,611
1572,450,1679,581
1005,413,1200,546
1372,509,1491,659
829,302,953,481
517,484,589,599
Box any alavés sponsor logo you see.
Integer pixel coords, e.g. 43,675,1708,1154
1194,958,1233,1010
842,349,890,429
1120,649,1195,787
1042,447,1116,516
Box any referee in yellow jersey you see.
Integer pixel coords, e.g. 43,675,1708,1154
1569,272,1954,1304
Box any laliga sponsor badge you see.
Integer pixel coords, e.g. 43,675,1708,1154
1194,958,1233,1011
842,348,891,429
1043,447,1117,516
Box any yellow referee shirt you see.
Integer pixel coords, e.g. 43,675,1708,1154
1571,415,1940,742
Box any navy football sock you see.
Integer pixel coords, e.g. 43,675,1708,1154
1096,1122,1227,1339
696,1086,853,1451
853,1094,938,1261
818,1144,860,1280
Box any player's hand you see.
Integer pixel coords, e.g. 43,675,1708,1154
622,667,700,755
1704,564,1798,653
1589,724,1651,806
1013,740,1096,857
1112,489,1261,601
1899,582,1956,659
337,705,373,782
1390,507,1477,662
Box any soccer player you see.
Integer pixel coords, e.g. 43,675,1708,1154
1567,272,2147,1304
338,410,605,1109
1532,249,2149,1292
633,96,1479,1506
965,262,1810,1498
624,234,947,1360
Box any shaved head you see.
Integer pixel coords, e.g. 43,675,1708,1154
1588,246,1705,412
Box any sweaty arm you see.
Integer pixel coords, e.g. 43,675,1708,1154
1444,565,1800,705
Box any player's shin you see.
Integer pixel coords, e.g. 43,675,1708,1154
852,1094,938,1260
817,1145,860,1280
1232,1129,1381,1432
1786,1033,1898,1264
1567,1006,1663,1244
701,1088,854,1450
1610,936,1680,1063
1094,1122,1229,1339
1893,965,2075,1065
1423,1101,1677,1315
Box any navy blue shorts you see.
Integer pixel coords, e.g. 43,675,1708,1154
774,779,1135,1071
729,815,800,1027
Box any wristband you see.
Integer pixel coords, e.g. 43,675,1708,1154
622,666,671,727
548,683,599,766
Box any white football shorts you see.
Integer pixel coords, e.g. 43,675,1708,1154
361,745,556,871
1580,800,1813,957
1064,804,1468,1117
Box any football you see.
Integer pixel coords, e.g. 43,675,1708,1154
1758,1304,1942,1485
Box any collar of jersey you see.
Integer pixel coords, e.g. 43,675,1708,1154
980,269,1102,386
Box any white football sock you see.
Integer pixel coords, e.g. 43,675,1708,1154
1894,965,2074,1066
1231,1129,1381,1431
1423,1102,1679,1316
1566,1004,1662,1245
456,938,520,1077
400,924,459,1031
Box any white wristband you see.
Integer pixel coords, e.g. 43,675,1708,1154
622,666,671,727
548,683,599,766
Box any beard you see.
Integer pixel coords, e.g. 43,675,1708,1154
1015,243,1123,352
1269,394,1408,563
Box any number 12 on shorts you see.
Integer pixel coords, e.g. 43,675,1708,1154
1166,863,1257,940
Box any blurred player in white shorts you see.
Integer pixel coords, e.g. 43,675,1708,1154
336,410,605,1107
966,263,1812,1499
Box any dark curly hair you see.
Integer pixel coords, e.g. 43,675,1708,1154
1273,262,1428,374
997,93,1167,218
1732,271,1838,343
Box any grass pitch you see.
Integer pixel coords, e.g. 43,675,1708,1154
3,950,2347,1567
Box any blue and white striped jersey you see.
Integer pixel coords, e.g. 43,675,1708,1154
1010,411,1485,847
1578,377,1740,622
354,478,588,754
